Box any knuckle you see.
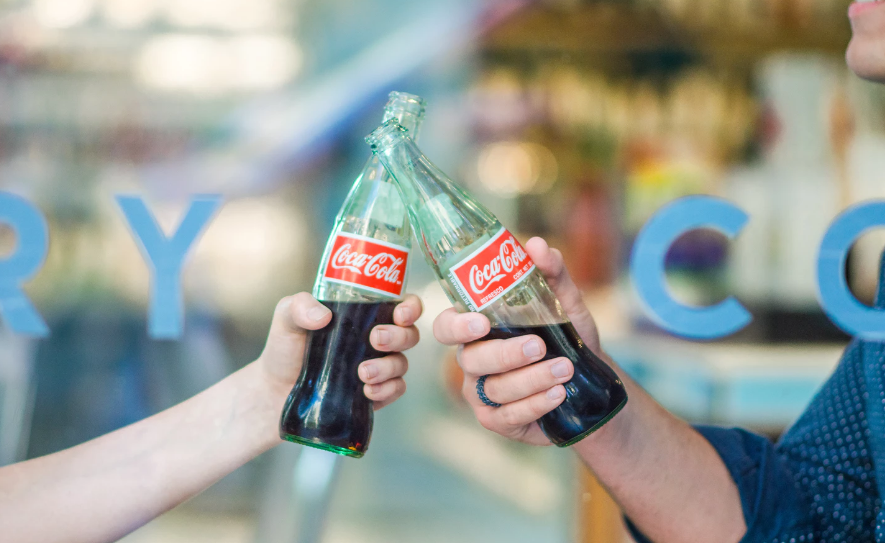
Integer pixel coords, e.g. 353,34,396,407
363,383,376,399
455,345,466,369
273,295,295,317
500,408,521,427
397,354,409,374
489,340,517,373
390,378,406,397
409,294,424,315
390,325,405,344
291,291,314,306
526,367,545,392
408,326,420,347
372,356,392,377
432,313,453,343
273,296,291,312
530,395,550,418
374,381,392,399
460,348,481,375
494,342,512,373
476,411,497,432
388,353,403,371
461,381,474,402
550,249,565,272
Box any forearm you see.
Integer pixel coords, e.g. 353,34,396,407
0,361,286,543
574,355,746,543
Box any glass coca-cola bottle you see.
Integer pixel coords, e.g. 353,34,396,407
279,93,426,458
366,120,627,447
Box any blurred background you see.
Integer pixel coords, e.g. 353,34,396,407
0,0,884,541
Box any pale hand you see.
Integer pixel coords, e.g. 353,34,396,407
257,291,423,414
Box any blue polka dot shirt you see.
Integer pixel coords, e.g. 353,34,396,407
630,253,885,542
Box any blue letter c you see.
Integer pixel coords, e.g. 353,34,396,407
817,200,885,340
630,196,751,340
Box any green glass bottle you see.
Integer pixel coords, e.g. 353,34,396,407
366,120,627,447
279,93,426,458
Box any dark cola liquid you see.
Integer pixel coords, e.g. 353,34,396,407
484,323,627,447
280,301,397,457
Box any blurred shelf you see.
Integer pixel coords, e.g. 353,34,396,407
610,336,846,433
483,5,851,68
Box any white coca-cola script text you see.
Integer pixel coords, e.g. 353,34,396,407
467,238,528,295
331,243,404,285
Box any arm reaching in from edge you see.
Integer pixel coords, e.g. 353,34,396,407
0,292,422,543
433,239,745,543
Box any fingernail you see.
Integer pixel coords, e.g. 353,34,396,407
550,360,571,379
308,306,331,322
523,340,541,358
369,384,383,395
397,306,412,324
468,318,485,335
547,386,564,400
376,329,391,346
361,363,378,380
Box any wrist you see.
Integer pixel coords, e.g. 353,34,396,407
237,361,291,451
573,395,635,460
572,353,639,469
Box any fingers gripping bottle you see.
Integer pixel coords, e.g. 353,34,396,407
279,93,426,458
366,120,627,447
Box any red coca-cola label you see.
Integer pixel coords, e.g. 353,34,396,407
322,233,409,298
448,228,535,311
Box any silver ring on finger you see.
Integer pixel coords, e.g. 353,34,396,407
476,375,502,408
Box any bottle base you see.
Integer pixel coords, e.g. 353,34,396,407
555,396,628,448
281,434,366,459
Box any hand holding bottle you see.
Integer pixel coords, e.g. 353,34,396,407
279,93,426,457
260,292,422,416
432,237,609,445
367,120,626,446
0,292,423,543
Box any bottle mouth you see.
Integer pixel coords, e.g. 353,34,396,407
382,91,426,139
365,119,409,152
384,91,426,118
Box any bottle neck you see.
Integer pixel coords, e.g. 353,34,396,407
370,126,481,213
370,131,434,209
355,105,425,185
357,106,424,186
369,127,498,261
382,109,423,141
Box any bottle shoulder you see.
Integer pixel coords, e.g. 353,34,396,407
333,168,411,246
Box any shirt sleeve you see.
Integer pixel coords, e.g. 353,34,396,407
626,425,816,543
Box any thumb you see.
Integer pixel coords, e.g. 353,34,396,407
269,292,333,337
260,293,333,385
525,237,600,350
